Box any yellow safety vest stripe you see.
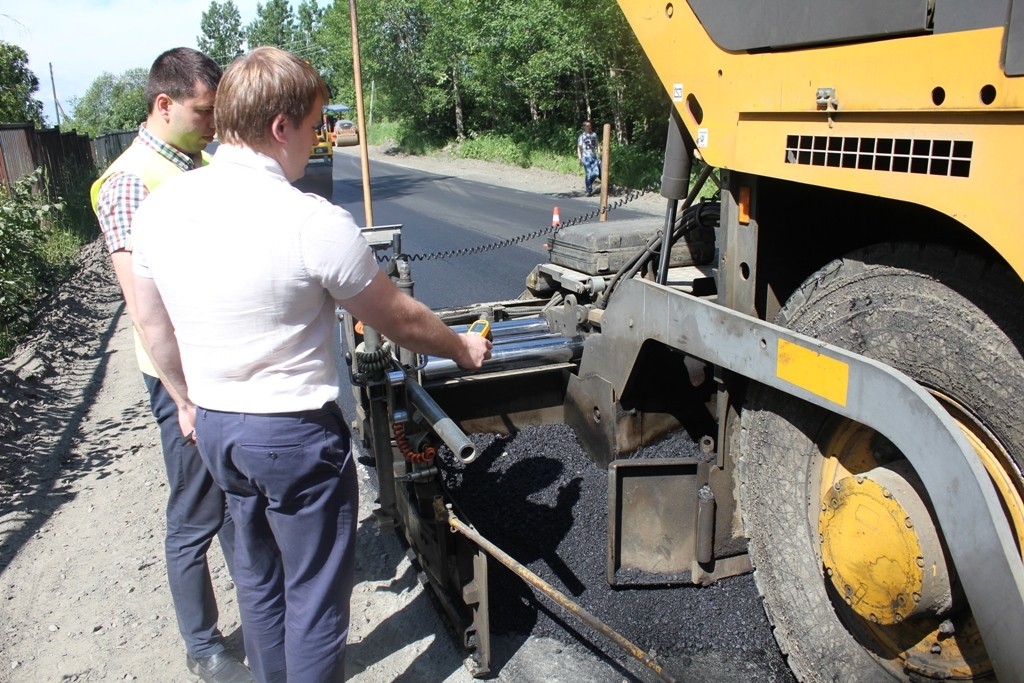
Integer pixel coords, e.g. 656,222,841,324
90,139,210,377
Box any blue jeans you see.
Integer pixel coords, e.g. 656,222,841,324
144,374,236,659
196,402,358,683
582,156,601,193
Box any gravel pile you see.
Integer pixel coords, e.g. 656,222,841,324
439,423,795,680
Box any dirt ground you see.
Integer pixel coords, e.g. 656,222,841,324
0,150,674,682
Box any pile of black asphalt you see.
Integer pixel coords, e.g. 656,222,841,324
439,423,795,681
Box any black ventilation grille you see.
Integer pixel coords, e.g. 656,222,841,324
785,135,972,177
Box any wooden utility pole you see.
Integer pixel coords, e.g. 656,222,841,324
349,0,373,226
49,63,60,128
599,123,611,220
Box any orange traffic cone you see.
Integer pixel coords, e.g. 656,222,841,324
551,206,561,227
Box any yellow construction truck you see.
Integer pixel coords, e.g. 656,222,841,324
344,2,1024,680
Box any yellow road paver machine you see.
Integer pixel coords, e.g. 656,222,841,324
343,2,1024,680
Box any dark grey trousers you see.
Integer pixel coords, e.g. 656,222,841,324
196,402,357,683
144,374,236,659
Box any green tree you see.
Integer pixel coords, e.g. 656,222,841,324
197,0,245,67
309,0,670,167
64,68,148,137
293,0,327,71
577,0,670,145
355,0,472,139
0,40,45,126
315,2,354,107
246,0,296,49
417,0,480,140
476,0,582,122
295,0,325,49
357,0,429,119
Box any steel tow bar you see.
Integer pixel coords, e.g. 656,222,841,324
440,501,679,683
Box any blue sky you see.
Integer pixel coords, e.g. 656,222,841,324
1,0,264,126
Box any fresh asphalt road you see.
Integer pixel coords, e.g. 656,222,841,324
328,150,653,309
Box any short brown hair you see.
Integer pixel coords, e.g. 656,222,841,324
215,46,329,147
146,48,222,113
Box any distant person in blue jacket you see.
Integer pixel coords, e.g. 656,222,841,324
577,120,601,196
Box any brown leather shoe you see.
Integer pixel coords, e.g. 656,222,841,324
186,651,255,683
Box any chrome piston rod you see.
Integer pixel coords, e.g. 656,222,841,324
421,335,584,381
450,317,551,339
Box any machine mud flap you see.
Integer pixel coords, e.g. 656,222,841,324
607,456,752,587
607,457,702,587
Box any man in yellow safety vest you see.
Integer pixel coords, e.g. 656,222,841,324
91,48,252,683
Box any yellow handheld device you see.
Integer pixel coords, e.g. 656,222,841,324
467,320,491,340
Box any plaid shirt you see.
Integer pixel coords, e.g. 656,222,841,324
95,126,198,253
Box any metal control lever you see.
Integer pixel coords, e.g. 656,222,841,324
394,467,438,484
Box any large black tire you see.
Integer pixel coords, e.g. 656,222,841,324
738,243,1024,682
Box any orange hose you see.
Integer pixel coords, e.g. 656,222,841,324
393,423,435,464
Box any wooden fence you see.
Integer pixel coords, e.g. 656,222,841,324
0,124,95,198
93,130,138,170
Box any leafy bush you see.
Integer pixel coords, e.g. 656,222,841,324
454,133,530,167
606,142,662,189
0,167,97,357
444,124,664,189
366,120,402,147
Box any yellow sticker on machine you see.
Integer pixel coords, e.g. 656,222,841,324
776,339,849,407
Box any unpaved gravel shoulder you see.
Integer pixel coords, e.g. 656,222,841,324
0,240,241,682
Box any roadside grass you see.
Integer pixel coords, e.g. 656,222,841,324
0,167,98,358
366,120,402,147
368,119,717,197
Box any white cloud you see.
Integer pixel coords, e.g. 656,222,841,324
0,0,264,126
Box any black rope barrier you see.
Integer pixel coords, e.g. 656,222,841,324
375,183,661,263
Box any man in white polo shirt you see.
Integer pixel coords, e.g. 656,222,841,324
129,46,492,683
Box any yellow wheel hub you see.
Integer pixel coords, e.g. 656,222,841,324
815,414,1011,680
819,475,924,625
